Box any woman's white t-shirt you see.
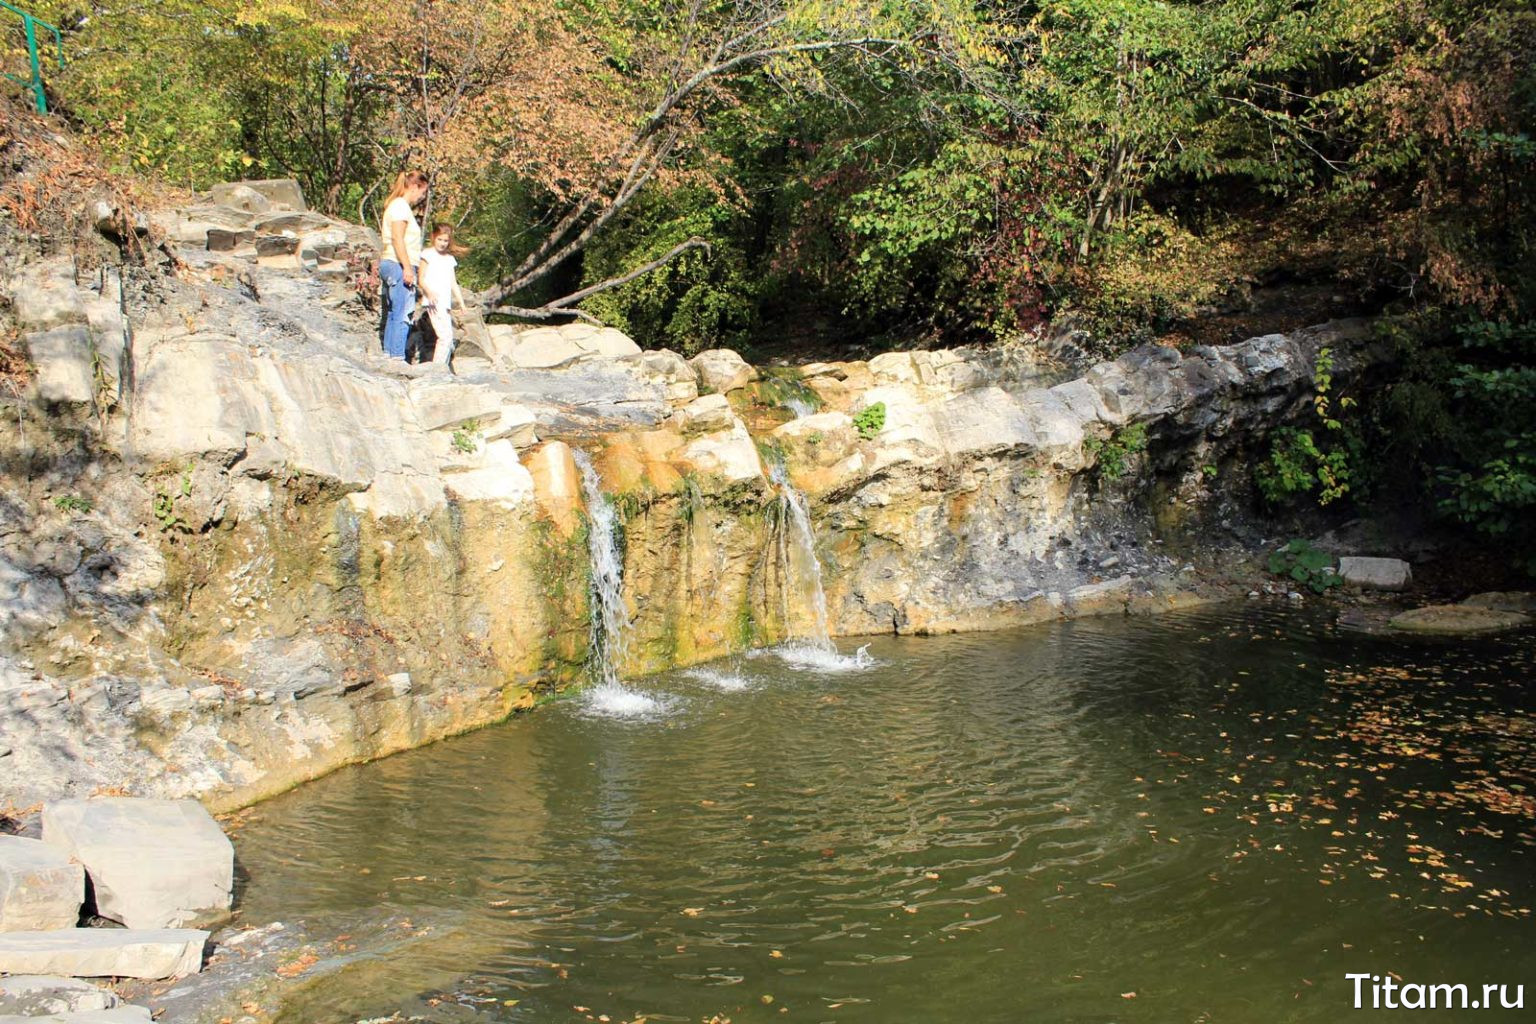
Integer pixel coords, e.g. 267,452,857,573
418,249,458,306
381,196,422,267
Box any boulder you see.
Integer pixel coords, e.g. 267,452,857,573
483,404,538,446
25,328,97,405
41,798,233,929
676,393,735,435
867,352,921,385
635,349,699,403
1337,556,1412,591
689,349,757,394
217,178,307,211
0,928,207,980
204,183,272,215
679,422,764,485
1388,605,1529,634
0,975,118,1015
0,837,83,932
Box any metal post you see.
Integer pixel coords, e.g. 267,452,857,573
24,13,43,113
3,1,64,114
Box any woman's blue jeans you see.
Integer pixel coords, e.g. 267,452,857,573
379,259,415,358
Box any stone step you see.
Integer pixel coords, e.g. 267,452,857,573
0,974,118,1014
0,1008,152,1023
0,928,208,980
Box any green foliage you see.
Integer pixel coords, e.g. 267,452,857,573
152,464,194,533
53,495,91,514
1266,540,1343,595
1256,428,1351,505
1083,423,1148,480
853,401,886,440
1415,317,1536,569
1256,348,1355,507
451,420,481,455
153,490,185,533
578,188,758,355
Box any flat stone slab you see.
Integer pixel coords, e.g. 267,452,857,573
0,928,208,979
0,1008,152,1023
0,975,117,1014
1337,556,1412,590
1388,605,1529,634
41,798,233,929
0,836,84,932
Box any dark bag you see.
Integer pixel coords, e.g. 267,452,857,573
405,308,438,364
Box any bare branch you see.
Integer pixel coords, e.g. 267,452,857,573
490,237,711,322
487,304,603,324
545,236,711,309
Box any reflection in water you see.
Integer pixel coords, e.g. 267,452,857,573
233,605,1536,1023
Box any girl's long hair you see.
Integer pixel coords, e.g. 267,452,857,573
382,170,429,211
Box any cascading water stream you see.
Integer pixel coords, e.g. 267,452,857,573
769,463,833,652
574,450,663,715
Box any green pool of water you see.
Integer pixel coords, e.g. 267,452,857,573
231,605,1535,1022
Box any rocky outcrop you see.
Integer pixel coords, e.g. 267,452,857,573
0,179,1380,812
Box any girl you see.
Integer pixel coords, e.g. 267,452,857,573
378,170,429,359
417,223,467,365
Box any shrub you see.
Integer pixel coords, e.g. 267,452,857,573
853,401,887,440
1266,539,1342,594
1083,423,1148,480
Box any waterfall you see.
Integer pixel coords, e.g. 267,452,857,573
770,463,834,651
783,396,817,419
574,449,631,689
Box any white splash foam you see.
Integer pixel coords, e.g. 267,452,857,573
582,682,672,719
771,642,875,672
684,666,754,692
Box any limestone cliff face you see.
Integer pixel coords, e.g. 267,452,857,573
0,184,1377,812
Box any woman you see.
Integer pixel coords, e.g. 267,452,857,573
418,223,467,365
378,170,429,359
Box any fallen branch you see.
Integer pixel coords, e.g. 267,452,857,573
489,237,710,321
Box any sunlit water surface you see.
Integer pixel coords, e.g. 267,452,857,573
231,605,1536,1023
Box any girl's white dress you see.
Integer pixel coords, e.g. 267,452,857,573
418,248,459,363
